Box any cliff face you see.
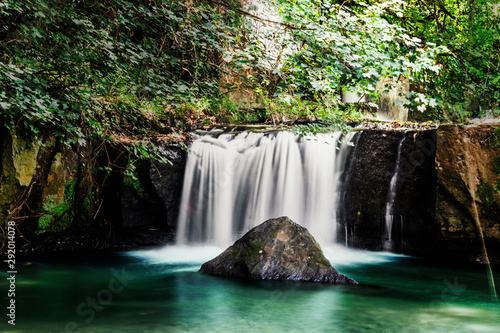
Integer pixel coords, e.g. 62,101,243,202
435,124,500,262
1,125,499,262
340,129,438,255
340,124,500,262
0,128,185,253
0,128,96,252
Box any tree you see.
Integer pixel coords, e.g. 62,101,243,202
328,0,500,120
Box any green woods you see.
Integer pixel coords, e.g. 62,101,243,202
4,0,498,144
0,0,499,246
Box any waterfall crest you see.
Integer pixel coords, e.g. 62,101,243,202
176,131,357,248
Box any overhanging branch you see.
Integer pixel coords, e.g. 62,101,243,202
207,0,316,31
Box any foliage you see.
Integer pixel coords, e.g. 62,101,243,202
336,0,500,119
235,0,446,110
476,182,499,209
0,0,245,141
0,0,454,145
37,179,76,234
494,156,500,176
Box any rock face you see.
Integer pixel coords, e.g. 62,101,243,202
435,124,500,262
200,217,357,285
340,129,437,254
0,128,186,252
99,143,185,246
0,127,96,252
149,144,186,227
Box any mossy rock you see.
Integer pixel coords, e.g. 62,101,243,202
200,216,357,284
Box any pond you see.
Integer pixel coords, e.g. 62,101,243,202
5,246,499,333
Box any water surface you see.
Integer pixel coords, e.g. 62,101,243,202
3,246,499,333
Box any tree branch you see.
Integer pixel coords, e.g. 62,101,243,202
207,0,316,31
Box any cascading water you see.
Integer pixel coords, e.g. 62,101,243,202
383,137,405,250
337,132,361,247
176,130,357,248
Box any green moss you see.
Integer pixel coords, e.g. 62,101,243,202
493,156,500,176
230,248,239,259
484,127,500,148
37,179,76,234
233,242,265,261
476,182,499,209
313,247,331,267
83,196,92,219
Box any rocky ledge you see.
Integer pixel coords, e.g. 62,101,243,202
200,217,357,285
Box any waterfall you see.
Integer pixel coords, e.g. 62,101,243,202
383,137,405,250
337,132,361,247
176,130,357,248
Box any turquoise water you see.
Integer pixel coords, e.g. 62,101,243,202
2,246,499,333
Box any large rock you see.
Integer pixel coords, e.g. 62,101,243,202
200,217,357,284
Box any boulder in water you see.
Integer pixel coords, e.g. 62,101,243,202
200,216,357,285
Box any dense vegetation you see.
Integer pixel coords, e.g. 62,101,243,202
1,0,499,250
337,0,500,121
3,0,490,144
0,0,498,178
1,0,243,145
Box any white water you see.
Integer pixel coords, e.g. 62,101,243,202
384,137,405,248
176,131,357,248
129,244,406,269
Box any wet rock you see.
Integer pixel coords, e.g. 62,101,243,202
149,144,185,227
341,129,437,254
435,124,500,263
200,216,357,284
0,128,57,225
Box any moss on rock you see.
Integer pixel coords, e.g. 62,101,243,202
200,216,357,284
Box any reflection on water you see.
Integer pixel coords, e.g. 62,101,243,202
2,247,499,333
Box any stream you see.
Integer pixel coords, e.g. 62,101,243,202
4,246,499,333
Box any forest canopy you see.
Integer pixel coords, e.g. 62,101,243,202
0,0,498,143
